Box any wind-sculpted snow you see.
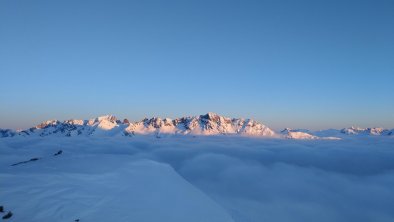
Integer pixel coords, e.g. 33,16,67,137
1,136,394,222
0,157,232,222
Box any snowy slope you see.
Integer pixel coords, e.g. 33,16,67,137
0,148,233,222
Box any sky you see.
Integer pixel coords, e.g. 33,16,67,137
0,0,393,130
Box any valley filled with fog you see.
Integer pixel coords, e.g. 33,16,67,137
1,136,394,222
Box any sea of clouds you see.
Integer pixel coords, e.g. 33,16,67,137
1,135,394,222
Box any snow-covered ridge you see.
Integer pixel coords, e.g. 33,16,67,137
280,127,394,140
0,113,275,138
340,126,391,136
280,128,341,140
1,114,393,139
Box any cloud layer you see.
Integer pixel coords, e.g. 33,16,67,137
1,136,394,222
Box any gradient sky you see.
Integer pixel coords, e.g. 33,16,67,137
1,0,393,130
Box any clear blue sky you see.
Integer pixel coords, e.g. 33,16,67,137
1,0,393,130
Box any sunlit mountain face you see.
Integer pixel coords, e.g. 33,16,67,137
2,113,392,140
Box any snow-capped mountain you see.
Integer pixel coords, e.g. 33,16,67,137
125,113,275,137
280,128,341,140
1,113,275,138
340,127,391,136
294,127,394,139
281,128,318,139
0,129,15,138
12,115,127,137
1,114,393,140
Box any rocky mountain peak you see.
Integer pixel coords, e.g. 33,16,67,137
35,120,60,129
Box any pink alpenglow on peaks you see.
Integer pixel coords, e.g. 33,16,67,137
0,113,276,138
1,113,392,140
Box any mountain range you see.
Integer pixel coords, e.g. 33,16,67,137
1,113,393,139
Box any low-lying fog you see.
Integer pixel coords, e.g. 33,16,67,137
1,136,393,222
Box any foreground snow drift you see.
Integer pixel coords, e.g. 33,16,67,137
0,151,233,222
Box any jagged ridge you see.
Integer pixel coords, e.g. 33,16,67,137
1,114,393,139
0,113,275,138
